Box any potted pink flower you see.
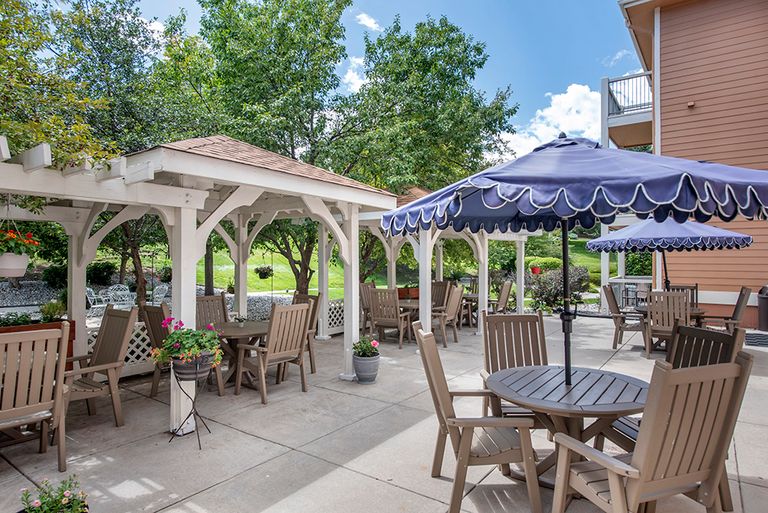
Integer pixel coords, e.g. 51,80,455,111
352,335,380,384
150,317,223,381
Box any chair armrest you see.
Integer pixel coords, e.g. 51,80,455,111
449,388,495,397
447,416,534,429
236,343,266,353
64,361,124,378
700,314,731,321
553,433,640,478
479,369,490,382
66,354,92,364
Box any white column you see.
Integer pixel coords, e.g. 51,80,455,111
340,206,360,380
316,223,331,340
516,239,525,314
655,252,663,290
418,230,433,331
476,232,489,336
435,241,444,281
386,240,398,288
600,77,610,148
617,252,626,277
600,223,610,312
169,207,197,435
233,214,249,318
66,230,88,355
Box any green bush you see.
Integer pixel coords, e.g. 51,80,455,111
489,241,516,271
527,257,562,271
525,233,561,258
42,264,67,289
625,252,652,276
158,266,172,283
0,312,33,327
86,261,116,286
529,266,590,311
40,301,67,322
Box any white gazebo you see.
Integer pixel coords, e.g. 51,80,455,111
0,134,396,433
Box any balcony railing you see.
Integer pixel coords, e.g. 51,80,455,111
607,71,652,116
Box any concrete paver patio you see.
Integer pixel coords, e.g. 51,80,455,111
1,315,766,512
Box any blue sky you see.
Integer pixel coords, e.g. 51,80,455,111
139,0,641,156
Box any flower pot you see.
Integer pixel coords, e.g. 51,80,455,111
0,252,29,278
531,266,542,275
172,352,214,381
398,287,419,300
237,321,245,328
353,354,380,384
258,271,270,279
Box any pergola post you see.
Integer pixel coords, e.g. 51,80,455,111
476,232,489,336
417,229,434,332
169,206,197,435
599,223,610,312
65,228,88,355
435,241,444,281
316,223,331,340
387,245,397,288
233,214,249,317
340,205,360,380
515,239,525,314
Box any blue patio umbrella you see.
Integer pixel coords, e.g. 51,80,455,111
382,134,768,384
586,217,752,290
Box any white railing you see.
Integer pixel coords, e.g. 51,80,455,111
328,298,345,335
607,71,652,116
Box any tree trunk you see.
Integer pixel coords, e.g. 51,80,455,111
121,223,146,321
118,252,129,284
204,240,214,295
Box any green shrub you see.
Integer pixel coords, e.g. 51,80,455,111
86,261,116,286
42,264,67,289
40,301,67,322
489,241,516,271
625,252,652,276
0,312,33,327
529,266,590,311
158,266,172,283
527,257,562,271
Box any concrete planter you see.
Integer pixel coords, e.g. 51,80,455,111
0,252,29,277
353,354,380,384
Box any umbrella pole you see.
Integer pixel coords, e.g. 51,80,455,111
662,250,671,291
561,220,574,386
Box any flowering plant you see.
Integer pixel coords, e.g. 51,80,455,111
0,229,40,255
353,335,380,357
150,317,222,366
20,476,88,512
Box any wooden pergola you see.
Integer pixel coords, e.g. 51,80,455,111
0,134,396,433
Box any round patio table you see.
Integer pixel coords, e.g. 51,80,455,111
216,321,269,385
486,365,648,485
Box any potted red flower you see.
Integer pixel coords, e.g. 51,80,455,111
530,266,542,275
0,229,39,277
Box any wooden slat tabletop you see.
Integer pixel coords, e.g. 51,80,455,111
486,365,649,418
216,321,269,339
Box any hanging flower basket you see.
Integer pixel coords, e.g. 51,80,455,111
172,352,215,381
151,318,222,382
0,229,38,278
0,252,29,277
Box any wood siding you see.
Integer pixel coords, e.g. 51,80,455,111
659,0,768,325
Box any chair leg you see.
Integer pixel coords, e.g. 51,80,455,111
398,324,405,349
612,326,621,350
719,466,734,512
275,363,284,385
451,322,459,344
594,433,605,451
440,324,448,348
57,416,67,472
519,427,543,513
431,427,447,477
551,445,572,513
150,364,162,398
214,365,225,397
257,356,268,405
235,350,245,395
39,420,49,453
307,338,317,374
449,428,473,513
107,368,124,427
298,358,308,393
85,398,97,416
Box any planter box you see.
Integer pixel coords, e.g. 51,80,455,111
397,287,419,300
0,321,76,369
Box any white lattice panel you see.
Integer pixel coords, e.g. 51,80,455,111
87,322,155,377
328,299,345,335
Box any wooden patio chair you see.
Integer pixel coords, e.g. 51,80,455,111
701,286,752,334
193,294,229,396
65,305,137,427
431,281,450,312
0,324,69,471
642,290,689,358
603,284,643,349
413,324,542,513
359,282,375,335
430,284,463,347
143,303,171,398
552,351,753,513
596,323,745,511
370,288,411,349
292,292,320,374
670,283,699,307
234,303,310,404
489,280,513,313
480,311,548,426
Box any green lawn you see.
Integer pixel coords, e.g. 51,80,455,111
569,238,617,290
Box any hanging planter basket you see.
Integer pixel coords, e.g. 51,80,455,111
172,352,214,381
0,252,29,278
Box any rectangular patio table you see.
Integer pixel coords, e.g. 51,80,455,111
216,321,270,386
634,304,707,326
485,365,649,487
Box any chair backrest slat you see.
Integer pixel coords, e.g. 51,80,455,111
602,284,621,315
496,280,513,313
89,306,138,369
468,277,479,295
293,293,320,335
483,311,548,373
144,303,172,350
628,352,752,507
444,285,464,321
731,286,752,323
0,325,68,421
432,281,450,309
196,293,229,330
669,284,698,308
265,303,310,360
667,324,743,369
647,291,690,331
370,289,400,322
359,282,375,312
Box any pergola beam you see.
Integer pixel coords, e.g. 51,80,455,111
195,186,263,259
9,143,51,173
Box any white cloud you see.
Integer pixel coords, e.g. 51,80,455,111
341,56,367,93
355,12,382,32
501,83,601,158
602,49,632,67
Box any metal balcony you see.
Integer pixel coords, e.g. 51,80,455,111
602,71,653,148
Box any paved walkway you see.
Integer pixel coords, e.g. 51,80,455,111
1,316,766,512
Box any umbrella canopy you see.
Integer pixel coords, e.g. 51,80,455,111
382,135,768,385
586,217,753,253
